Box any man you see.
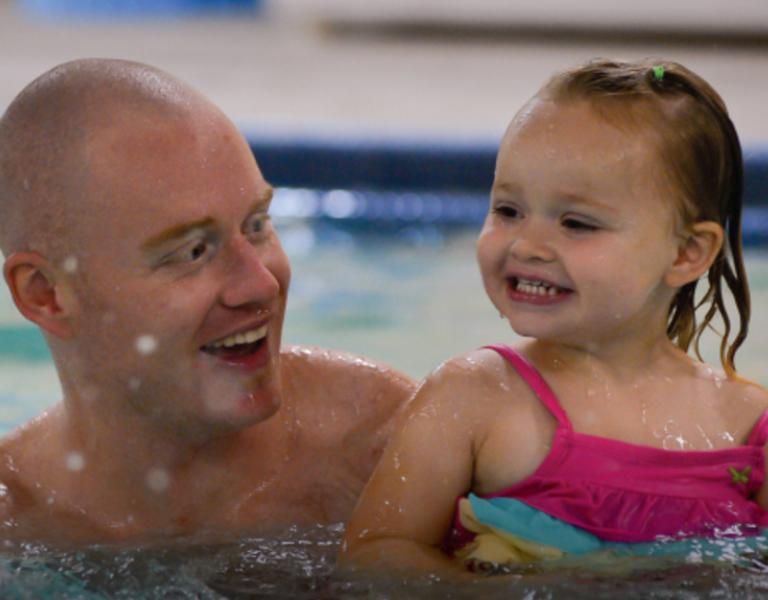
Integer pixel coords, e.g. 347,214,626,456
0,59,414,544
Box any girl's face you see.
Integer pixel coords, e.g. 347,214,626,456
477,97,685,350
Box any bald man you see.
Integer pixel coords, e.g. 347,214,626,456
0,59,414,544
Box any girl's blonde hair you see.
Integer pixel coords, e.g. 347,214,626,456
541,58,749,376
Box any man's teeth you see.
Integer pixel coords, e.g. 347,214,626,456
516,278,559,296
208,326,267,349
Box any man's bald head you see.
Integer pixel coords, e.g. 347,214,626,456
0,59,212,260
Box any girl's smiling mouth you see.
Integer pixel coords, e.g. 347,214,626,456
506,277,573,304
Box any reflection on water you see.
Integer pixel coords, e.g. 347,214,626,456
3,524,768,599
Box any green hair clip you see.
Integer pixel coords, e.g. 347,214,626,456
652,65,665,81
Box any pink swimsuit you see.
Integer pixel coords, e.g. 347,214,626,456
450,344,768,547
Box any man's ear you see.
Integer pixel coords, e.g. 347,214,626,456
3,251,76,339
664,221,724,288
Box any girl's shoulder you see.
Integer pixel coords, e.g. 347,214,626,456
712,368,768,408
704,369,768,439
414,346,545,416
728,376,768,416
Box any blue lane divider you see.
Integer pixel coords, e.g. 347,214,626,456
22,0,261,19
248,137,498,193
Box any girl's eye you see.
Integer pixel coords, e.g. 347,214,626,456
493,205,520,219
562,218,598,232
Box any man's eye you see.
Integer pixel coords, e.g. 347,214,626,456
165,239,211,265
245,212,270,238
186,241,209,261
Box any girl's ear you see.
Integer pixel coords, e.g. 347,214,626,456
3,251,76,339
664,221,724,288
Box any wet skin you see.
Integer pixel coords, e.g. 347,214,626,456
68,106,290,438
340,97,768,577
476,97,681,353
0,61,415,544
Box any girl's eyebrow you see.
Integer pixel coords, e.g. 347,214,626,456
559,191,617,213
491,181,522,196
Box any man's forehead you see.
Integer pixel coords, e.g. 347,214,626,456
88,106,200,159
84,109,243,195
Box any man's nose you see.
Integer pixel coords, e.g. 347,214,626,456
219,237,281,308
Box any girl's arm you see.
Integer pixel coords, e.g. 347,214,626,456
339,360,482,577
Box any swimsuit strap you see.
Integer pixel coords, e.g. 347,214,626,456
746,409,768,447
484,344,572,431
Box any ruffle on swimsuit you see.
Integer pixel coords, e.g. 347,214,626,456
447,344,768,565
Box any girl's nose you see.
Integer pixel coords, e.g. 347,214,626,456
508,223,555,263
219,238,283,308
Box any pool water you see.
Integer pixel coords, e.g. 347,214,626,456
3,524,768,598
2,210,768,597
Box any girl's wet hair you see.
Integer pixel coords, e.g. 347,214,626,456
541,58,748,376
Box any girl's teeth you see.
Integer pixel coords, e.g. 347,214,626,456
516,279,558,296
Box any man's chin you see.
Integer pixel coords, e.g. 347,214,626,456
202,383,283,433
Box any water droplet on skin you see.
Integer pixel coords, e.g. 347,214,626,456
146,468,171,493
62,256,78,273
135,335,158,355
46,496,55,505
695,425,715,449
65,452,85,472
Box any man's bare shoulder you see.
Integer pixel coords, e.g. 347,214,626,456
0,411,60,537
280,345,414,412
279,345,415,446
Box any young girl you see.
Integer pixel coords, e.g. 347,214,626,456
340,58,768,575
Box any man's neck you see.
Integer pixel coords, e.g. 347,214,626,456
32,392,299,538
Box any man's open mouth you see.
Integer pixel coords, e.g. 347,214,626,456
201,325,268,359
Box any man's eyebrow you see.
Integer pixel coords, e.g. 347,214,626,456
141,218,215,252
259,186,274,205
140,188,274,252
